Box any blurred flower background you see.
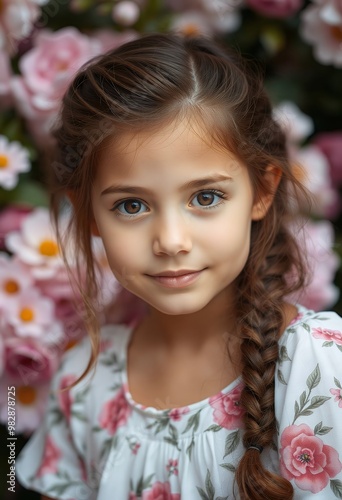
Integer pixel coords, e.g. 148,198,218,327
0,0,341,497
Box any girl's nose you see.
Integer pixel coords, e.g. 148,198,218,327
152,214,192,256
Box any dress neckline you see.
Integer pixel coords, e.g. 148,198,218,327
120,305,311,417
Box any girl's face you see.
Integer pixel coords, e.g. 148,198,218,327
91,119,268,316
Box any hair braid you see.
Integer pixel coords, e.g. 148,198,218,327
235,222,299,499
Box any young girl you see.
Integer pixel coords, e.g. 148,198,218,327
17,33,342,500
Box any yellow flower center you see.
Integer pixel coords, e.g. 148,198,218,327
4,280,20,294
39,239,59,257
19,307,35,322
65,339,78,351
17,386,37,405
331,25,342,43
0,154,9,169
182,24,201,36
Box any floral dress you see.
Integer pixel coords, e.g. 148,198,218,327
16,306,342,499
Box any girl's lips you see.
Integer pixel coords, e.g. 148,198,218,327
147,270,203,288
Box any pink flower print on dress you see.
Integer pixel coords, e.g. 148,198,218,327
142,480,180,500
330,388,342,408
209,383,244,430
312,326,342,346
36,435,62,477
58,374,77,422
280,424,342,493
98,387,132,435
168,406,190,421
166,458,179,476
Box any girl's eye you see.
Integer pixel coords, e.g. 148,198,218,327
112,199,148,216
191,190,225,208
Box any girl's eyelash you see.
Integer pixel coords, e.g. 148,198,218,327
191,189,228,209
110,198,148,218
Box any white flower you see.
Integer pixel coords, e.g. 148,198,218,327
0,135,30,190
0,377,50,433
273,101,314,144
6,207,64,279
4,288,64,342
112,1,140,27
300,0,342,68
0,253,34,305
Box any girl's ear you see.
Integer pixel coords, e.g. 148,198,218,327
251,165,282,221
67,190,101,236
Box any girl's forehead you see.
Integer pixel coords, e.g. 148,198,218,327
98,117,236,163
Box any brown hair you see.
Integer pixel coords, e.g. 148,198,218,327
51,32,306,499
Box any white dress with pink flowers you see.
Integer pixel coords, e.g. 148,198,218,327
16,306,342,499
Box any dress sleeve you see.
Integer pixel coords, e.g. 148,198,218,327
275,310,342,499
16,338,94,500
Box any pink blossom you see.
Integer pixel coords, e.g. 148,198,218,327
99,387,132,435
330,388,342,408
314,131,342,185
36,435,62,477
4,288,63,340
294,144,339,218
4,337,60,385
142,481,180,500
209,383,244,430
58,374,77,422
171,9,241,35
288,220,340,311
0,205,32,248
301,0,342,68
0,377,50,433
12,27,100,141
280,424,342,493
6,207,64,279
0,254,34,306
246,0,303,18
312,326,342,346
166,459,179,476
0,50,12,106
168,407,190,421
0,0,48,54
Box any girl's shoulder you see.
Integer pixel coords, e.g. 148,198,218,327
54,323,133,395
279,304,342,350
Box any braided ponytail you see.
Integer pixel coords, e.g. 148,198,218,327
235,214,305,498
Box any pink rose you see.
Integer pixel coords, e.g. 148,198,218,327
142,481,180,500
12,27,100,142
58,374,77,422
330,388,342,408
312,326,342,346
209,383,244,430
99,387,132,435
168,407,190,421
246,0,303,18
4,337,60,385
280,424,342,493
36,435,62,477
314,132,342,185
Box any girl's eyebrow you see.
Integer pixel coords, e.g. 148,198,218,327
101,174,233,196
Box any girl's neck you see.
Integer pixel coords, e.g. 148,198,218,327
137,287,237,356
